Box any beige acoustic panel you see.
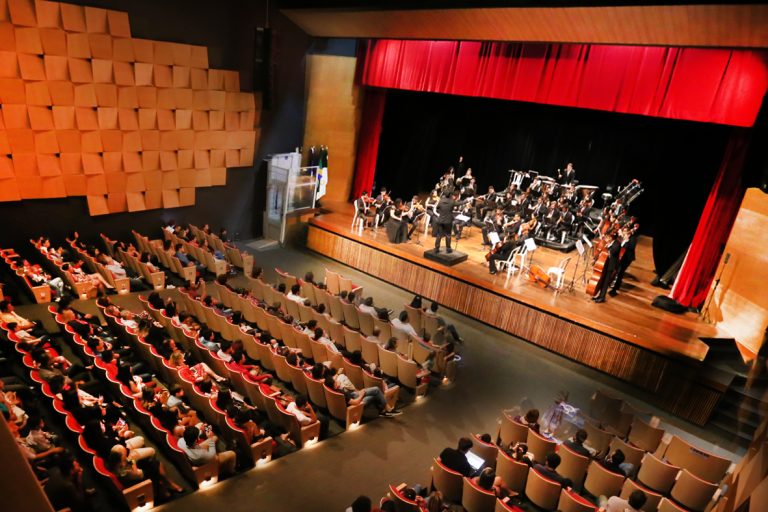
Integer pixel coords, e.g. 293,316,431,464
0,0,259,215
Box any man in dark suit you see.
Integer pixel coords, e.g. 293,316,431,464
593,233,621,303
610,225,639,296
533,452,572,488
438,437,474,477
434,191,462,253
562,429,591,458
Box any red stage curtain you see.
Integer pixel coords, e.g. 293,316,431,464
670,130,749,308
351,88,387,199
360,40,768,127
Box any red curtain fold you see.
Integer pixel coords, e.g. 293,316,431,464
670,130,749,308
360,39,768,127
351,88,387,199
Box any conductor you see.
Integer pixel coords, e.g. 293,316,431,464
434,191,461,253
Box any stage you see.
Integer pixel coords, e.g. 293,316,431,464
306,202,735,426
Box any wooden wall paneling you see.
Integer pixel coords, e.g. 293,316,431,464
112,37,134,62
84,6,108,34
88,33,111,59
48,79,72,104
43,54,67,79
39,27,65,55
0,50,18,77
8,0,36,27
66,32,89,58
106,191,126,212
17,53,44,79
307,225,723,425
14,26,41,53
35,1,61,29
121,130,140,151
106,10,130,38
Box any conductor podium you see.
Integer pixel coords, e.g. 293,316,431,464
423,248,468,266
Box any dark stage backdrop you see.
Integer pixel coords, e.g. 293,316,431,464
374,90,731,274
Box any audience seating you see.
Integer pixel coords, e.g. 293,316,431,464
386,483,420,512
658,497,689,512
608,436,645,472
526,428,557,464
462,477,496,512
660,435,732,484
472,434,499,468
324,383,364,430
636,453,680,493
670,469,719,511
558,443,591,490
583,421,612,459
30,240,96,299
619,478,663,511
431,458,463,503
628,417,665,454
496,448,529,493
582,461,625,499
557,489,597,512
525,468,562,511
1,249,52,303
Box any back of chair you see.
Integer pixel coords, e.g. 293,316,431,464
525,468,562,511
583,461,625,500
388,484,420,512
342,359,365,389
358,309,374,336
663,435,732,484
609,436,645,473
472,435,499,468
404,304,423,333
628,417,664,453
526,429,557,464
378,345,399,379
344,326,363,353
432,458,463,503
373,317,392,340
304,373,327,409
294,331,314,359
498,412,529,447
496,449,529,493
583,421,612,458
619,478,663,512
463,477,496,512
300,282,316,305
396,354,426,394
558,444,591,489
287,364,308,395
422,313,439,338
325,269,340,294
328,295,345,322
341,301,360,329
670,469,719,511
324,385,363,430
658,497,689,512
590,389,624,426
636,453,680,494
557,489,597,512
360,335,380,365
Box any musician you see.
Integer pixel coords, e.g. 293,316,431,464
541,200,561,240
452,201,474,239
488,234,521,275
503,213,523,238
385,199,408,244
434,191,463,253
374,188,393,225
476,186,497,218
460,178,476,199
405,195,426,238
609,224,639,296
592,233,621,303
424,190,440,234
482,209,505,247
457,167,473,188
554,205,575,242
557,163,576,185
354,191,374,227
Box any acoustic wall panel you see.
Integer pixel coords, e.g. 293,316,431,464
0,0,259,214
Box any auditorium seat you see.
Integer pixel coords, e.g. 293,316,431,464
657,497,690,512
325,268,340,294
628,417,664,453
396,353,428,397
619,478,663,512
557,488,597,512
373,317,393,340
358,309,375,336
387,483,420,512
362,368,400,410
344,325,363,353
497,412,529,447
583,421,612,458
495,447,529,493
558,443,591,490
360,334,380,365
608,436,645,473
342,358,366,389
670,469,720,511
582,461,625,500
526,428,558,464
472,434,500,468
304,372,328,409
661,435,732,484
93,455,155,511
377,344,399,379
341,301,360,329
431,457,463,503
462,477,496,512
324,383,363,430
525,467,561,511
636,453,680,493
404,304,423,334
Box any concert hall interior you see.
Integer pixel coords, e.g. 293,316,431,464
1,2,768,512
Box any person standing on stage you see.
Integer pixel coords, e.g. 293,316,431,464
558,163,576,185
593,233,621,303
609,224,639,296
434,191,461,253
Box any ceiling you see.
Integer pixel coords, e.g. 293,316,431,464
280,3,768,48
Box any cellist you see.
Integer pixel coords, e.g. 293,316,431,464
592,232,621,303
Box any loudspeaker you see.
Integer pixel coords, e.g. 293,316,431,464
253,27,273,109
651,295,688,314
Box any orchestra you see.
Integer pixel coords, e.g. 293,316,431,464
354,157,643,301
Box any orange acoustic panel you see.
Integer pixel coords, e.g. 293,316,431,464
0,0,258,214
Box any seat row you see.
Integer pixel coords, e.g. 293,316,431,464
187,224,254,275
67,240,131,294
29,239,96,300
0,248,52,303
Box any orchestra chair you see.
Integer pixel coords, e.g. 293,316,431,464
472,434,500,468
619,478,663,512
387,483,420,512
636,453,680,494
512,243,534,276
496,448,529,493
628,418,664,454
582,461,625,500
609,437,645,475
431,458,463,503
670,469,720,512
657,497,690,512
558,443,591,491
526,429,558,464
557,489,597,512
524,468,562,511
546,256,571,291
662,436,732,484
497,412,529,447
462,477,496,512
496,247,521,278
583,421,613,459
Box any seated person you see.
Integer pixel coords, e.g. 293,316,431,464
438,437,475,477
391,310,417,338
533,452,572,489
598,449,630,476
178,426,236,476
602,489,647,512
473,467,511,498
563,428,591,458
328,371,401,418
107,444,183,500
0,300,46,336
514,408,541,434
505,441,533,466
283,395,328,439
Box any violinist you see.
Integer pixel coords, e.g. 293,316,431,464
354,191,374,227
424,190,440,235
609,224,639,297
476,186,498,219
489,233,521,275
452,201,474,240
385,199,408,244
503,213,523,238
460,177,477,199
592,232,621,303
482,209,506,247
406,195,426,239
374,188,393,225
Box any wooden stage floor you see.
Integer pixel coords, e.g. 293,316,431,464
310,202,722,363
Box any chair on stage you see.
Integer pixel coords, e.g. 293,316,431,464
496,247,521,278
547,256,571,291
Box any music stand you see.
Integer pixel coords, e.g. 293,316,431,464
566,240,586,292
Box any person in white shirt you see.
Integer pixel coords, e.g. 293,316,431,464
286,284,304,303
358,297,376,316
391,310,417,338
178,426,236,475
313,328,339,354
602,490,646,512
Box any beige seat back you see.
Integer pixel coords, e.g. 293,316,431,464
636,453,680,493
498,412,529,447
670,469,719,511
558,444,591,489
360,335,379,365
496,448,529,493
525,467,562,511
663,435,732,484
583,461,625,500
619,477,663,511
462,477,496,512
557,489,597,512
432,458,464,503
628,418,664,453
526,429,557,464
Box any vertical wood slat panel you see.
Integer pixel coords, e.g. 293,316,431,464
307,225,721,425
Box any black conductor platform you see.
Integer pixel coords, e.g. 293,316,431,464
423,248,469,266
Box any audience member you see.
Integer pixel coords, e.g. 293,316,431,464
438,437,474,477
602,490,647,512
533,452,572,489
563,428,591,458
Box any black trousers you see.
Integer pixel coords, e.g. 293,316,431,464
434,222,452,250
611,258,633,292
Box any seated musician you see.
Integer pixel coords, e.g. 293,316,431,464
385,199,408,244
541,200,561,240
374,188,393,225
460,178,476,199
452,201,474,240
353,191,375,227
488,234,521,275
405,196,426,238
503,213,523,238
424,190,440,235
554,205,575,242
476,186,497,219
482,209,505,247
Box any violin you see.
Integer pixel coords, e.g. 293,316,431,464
485,241,503,262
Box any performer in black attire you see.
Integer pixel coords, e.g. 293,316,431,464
557,163,576,185
434,191,462,253
609,224,639,296
489,234,521,274
593,233,621,303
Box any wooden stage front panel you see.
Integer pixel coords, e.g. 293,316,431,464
307,213,726,425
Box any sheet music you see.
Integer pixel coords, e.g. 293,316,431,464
524,238,537,252
455,214,470,222
575,240,585,255
488,232,501,246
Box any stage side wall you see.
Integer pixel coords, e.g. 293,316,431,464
302,54,362,203
708,188,768,357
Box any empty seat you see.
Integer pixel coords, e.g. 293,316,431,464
583,461,625,499
526,429,557,464
498,412,529,447
670,469,719,512
558,444,591,490
557,488,597,512
657,497,689,512
583,421,613,458
636,453,680,494
662,436,732,484
628,418,664,454
525,467,562,511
